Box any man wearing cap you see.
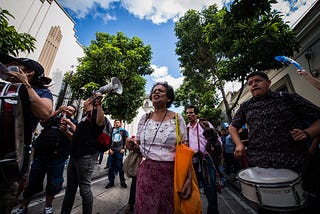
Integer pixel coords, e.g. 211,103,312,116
0,54,53,130
9,57,53,130
0,54,53,214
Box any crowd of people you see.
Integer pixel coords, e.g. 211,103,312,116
1,52,320,214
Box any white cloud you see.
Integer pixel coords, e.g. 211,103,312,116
58,0,227,22
120,0,226,24
58,0,316,25
58,0,119,18
57,0,317,91
273,0,316,26
94,12,117,23
150,65,184,90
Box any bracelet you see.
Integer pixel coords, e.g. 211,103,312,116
303,130,311,141
24,83,32,88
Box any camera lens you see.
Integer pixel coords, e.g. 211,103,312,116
7,66,19,72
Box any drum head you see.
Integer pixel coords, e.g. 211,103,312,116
0,82,31,181
238,167,299,184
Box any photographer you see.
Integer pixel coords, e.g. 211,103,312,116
16,105,77,214
0,54,53,128
61,94,105,214
0,55,53,214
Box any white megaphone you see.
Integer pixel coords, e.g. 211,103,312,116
94,77,123,95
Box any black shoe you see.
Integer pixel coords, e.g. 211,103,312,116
15,206,28,214
104,166,108,169
121,181,127,188
124,204,134,214
105,183,114,189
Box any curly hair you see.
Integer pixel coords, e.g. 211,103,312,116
149,82,175,108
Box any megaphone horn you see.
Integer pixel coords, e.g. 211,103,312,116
94,77,123,95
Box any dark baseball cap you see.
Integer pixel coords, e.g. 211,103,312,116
18,58,52,85
18,58,45,79
0,54,52,84
0,53,18,64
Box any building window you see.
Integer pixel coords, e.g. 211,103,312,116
270,74,294,92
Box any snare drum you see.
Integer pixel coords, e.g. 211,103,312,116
237,167,306,211
0,81,31,182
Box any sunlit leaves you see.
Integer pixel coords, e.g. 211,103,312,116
68,32,153,122
0,8,36,56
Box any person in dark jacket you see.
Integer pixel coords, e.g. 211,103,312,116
61,95,105,214
0,55,53,214
16,105,77,214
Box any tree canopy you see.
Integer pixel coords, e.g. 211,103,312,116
69,32,153,122
175,0,300,123
0,8,36,56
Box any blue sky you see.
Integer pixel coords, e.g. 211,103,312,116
57,0,316,94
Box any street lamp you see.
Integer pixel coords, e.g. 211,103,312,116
305,48,319,77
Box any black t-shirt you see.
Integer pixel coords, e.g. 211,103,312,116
33,114,77,159
71,109,104,158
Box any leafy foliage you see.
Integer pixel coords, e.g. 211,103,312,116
68,32,153,122
213,0,300,81
174,5,225,124
175,0,300,123
0,8,36,56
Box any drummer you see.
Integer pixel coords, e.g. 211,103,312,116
0,54,53,214
2,55,53,130
229,71,320,212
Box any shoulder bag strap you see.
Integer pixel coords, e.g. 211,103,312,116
197,123,201,153
175,113,182,146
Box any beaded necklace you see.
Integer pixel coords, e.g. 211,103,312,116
143,110,167,155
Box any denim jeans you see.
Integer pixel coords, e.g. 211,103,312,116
23,156,66,198
61,153,97,214
193,155,219,214
97,151,104,165
107,151,125,184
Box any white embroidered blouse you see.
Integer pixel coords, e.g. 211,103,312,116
136,113,187,161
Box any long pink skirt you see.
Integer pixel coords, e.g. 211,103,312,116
135,159,174,214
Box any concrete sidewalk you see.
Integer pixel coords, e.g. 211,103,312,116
62,151,110,188
19,152,259,214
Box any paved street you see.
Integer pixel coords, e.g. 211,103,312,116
12,153,259,214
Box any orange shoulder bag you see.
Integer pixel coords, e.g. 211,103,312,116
174,113,202,214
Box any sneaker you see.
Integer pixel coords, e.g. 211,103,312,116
200,187,205,194
15,206,28,214
105,183,114,189
44,206,53,214
121,181,127,188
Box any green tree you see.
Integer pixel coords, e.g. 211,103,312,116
175,0,299,122
174,5,226,123
174,76,222,126
69,32,153,122
0,9,35,56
